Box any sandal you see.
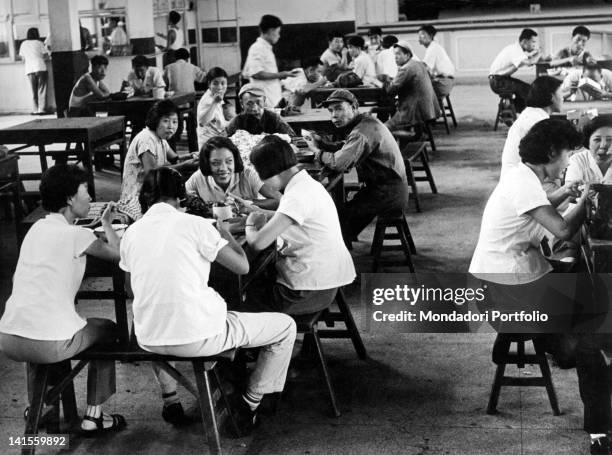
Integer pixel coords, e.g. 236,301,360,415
81,413,127,436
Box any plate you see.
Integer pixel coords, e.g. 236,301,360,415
94,224,128,238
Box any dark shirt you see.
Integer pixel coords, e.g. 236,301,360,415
226,109,296,137
321,113,407,186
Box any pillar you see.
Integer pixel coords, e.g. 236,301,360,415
48,0,89,117
126,0,156,56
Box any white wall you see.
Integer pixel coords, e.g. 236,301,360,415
0,61,55,113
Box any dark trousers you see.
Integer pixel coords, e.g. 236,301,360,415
27,71,48,113
341,182,409,241
576,334,612,433
168,111,198,153
489,75,530,113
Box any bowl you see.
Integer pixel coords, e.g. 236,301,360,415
94,223,128,238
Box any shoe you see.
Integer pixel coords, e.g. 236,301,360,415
222,393,258,438
161,402,194,426
80,413,126,437
591,435,612,455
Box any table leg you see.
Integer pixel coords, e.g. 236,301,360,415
82,140,96,200
38,145,47,172
187,101,197,153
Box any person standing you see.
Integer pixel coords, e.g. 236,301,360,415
19,28,50,115
156,10,184,66
242,15,298,108
489,28,541,113
417,25,456,98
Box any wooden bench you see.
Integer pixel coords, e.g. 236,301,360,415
400,141,437,213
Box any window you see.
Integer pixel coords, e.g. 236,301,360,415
78,2,130,55
0,0,49,62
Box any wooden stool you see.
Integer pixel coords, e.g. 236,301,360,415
293,288,367,418
493,93,518,131
487,334,561,416
436,95,457,134
370,212,416,272
401,142,437,213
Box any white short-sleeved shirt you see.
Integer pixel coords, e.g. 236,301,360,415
242,37,282,108
163,60,206,93
127,66,166,94
119,203,229,346
501,107,549,170
565,148,612,185
18,40,48,75
423,41,455,78
185,168,263,202
275,170,356,290
196,89,228,149
375,48,397,78
350,52,382,87
320,48,345,67
469,162,553,284
489,43,528,76
0,214,96,340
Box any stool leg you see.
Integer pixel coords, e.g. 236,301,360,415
438,97,450,134
192,361,222,455
494,99,503,131
311,326,341,417
405,160,421,213
55,360,79,425
420,152,437,194
486,363,506,415
212,368,240,436
424,122,436,152
335,290,367,360
396,222,416,273
447,96,457,128
400,216,417,254
372,223,387,272
534,338,561,416
23,365,49,455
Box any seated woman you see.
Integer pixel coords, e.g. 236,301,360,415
565,116,612,184
119,167,296,432
118,99,192,220
0,164,125,435
196,67,235,151
469,119,611,454
244,135,356,315
185,136,281,211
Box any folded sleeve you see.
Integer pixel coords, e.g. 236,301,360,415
73,226,97,258
510,174,551,216
276,190,310,226
196,218,229,262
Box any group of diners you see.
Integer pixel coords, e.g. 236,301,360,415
470,70,612,454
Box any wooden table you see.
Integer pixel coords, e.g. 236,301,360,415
88,91,197,146
562,100,612,116
286,107,372,134
0,117,126,200
309,86,386,108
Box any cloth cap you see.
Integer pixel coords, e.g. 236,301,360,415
238,83,266,99
321,89,359,107
394,40,414,55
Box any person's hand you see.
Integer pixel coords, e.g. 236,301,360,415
563,180,583,203
280,70,298,79
100,202,116,227
229,193,257,213
212,92,224,103
341,47,348,58
246,211,266,230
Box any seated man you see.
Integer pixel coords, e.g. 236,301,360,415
346,35,381,88
417,25,456,98
489,28,541,113
367,26,383,66
68,55,111,117
310,89,408,243
320,30,350,82
282,57,328,108
226,84,296,136
561,62,612,101
384,40,440,134
376,35,399,80
549,25,593,68
124,54,166,97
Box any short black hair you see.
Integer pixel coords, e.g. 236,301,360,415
328,30,344,41
526,76,562,108
519,118,583,165
90,55,109,67
206,66,228,85
250,136,297,180
583,116,612,148
145,100,179,130
302,57,323,69
139,167,185,213
199,136,244,176
418,25,437,38
26,28,40,40
169,10,181,25
572,25,590,39
132,55,149,68
368,27,382,36
519,28,538,42
175,48,190,61
381,35,398,49
347,35,365,49
259,15,282,33
40,164,89,212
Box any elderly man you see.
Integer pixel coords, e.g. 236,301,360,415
226,84,295,136
310,89,408,243
417,25,455,98
488,28,541,113
383,40,440,134
242,15,298,108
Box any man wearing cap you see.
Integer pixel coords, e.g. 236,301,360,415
417,25,455,98
384,40,440,133
311,89,408,243
242,15,298,108
226,84,296,137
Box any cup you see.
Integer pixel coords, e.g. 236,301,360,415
153,87,165,100
212,203,232,230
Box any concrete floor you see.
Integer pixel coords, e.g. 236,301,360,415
0,85,594,454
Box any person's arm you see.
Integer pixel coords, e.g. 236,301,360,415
546,180,582,208
245,211,295,251
250,183,281,210
214,227,249,275
251,70,298,80
140,150,159,174
276,118,296,137
225,116,238,136
527,189,588,241
84,74,110,99
321,130,368,173
384,64,414,96
194,65,207,83
197,94,221,126
83,203,120,262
